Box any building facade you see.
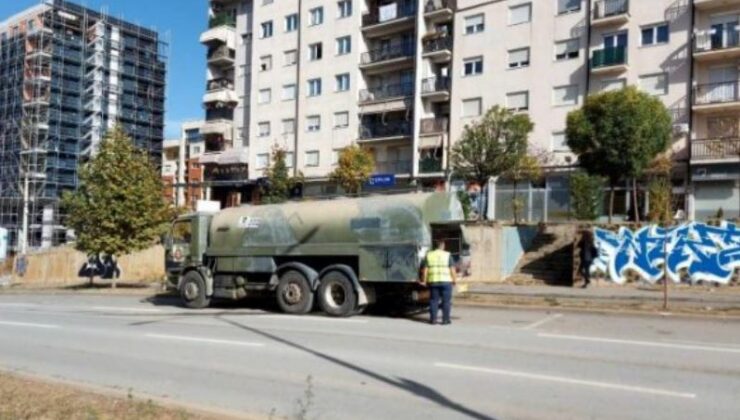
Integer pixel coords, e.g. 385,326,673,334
0,0,167,250
201,0,739,220
162,120,206,209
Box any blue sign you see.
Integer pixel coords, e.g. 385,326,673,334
367,174,396,188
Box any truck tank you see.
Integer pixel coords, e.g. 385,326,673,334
208,192,464,255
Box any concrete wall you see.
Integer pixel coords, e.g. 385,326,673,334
464,223,538,283
11,245,165,286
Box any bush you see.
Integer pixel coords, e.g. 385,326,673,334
570,172,604,221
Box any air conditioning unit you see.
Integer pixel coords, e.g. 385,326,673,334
673,123,689,135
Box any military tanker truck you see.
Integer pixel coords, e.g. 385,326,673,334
164,192,469,317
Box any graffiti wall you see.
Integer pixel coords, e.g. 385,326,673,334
593,222,740,285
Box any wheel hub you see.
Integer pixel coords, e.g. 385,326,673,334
326,283,346,308
284,282,303,305
183,282,199,300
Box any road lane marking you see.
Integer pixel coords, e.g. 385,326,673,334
0,320,59,329
538,333,740,354
522,313,563,330
90,306,164,313
434,362,696,399
254,314,368,323
145,333,265,347
0,303,37,307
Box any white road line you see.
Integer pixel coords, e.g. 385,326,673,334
145,333,265,347
522,313,563,330
538,333,740,354
434,362,696,399
90,306,164,313
255,314,368,323
0,320,59,329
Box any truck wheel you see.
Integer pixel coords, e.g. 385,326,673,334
179,271,210,309
276,270,314,314
318,271,357,317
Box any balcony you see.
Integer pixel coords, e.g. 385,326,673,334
695,0,740,10
694,28,740,62
360,82,414,104
200,119,234,140
375,160,412,175
421,77,450,102
209,13,236,29
207,45,236,67
424,0,455,22
592,0,629,27
360,42,415,74
362,2,417,38
693,81,740,113
204,78,237,105
359,120,413,142
200,24,237,49
419,156,443,174
422,35,453,62
591,46,628,74
692,138,740,162
420,117,449,135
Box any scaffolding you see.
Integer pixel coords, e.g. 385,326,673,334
0,0,168,251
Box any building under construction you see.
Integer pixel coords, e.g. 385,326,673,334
0,0,167,251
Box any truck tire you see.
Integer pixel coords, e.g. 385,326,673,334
276,270,314,314
179,271,211,309
318,271,357,317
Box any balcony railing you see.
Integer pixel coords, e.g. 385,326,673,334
359,82,414,103
692,138,740,160
206,107,234,121
363,2,416,27
421,76,450,94
591,46,627,69
207,78,235,91
207,46,236,62
593,0,628,20
375,160,412,174
695,28,740,53
420,117,448,134
209,13,236,28
694,81,740,105
424,0,456,13
422,36,453,54
359,120,413,140
361,42,415,65
419,156,443,173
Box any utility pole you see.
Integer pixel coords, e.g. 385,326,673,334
19,171,29,256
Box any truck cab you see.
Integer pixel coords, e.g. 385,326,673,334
165,213,211,290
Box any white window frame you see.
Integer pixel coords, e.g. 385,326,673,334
284,49,297,66
285,14,298,32
338,0,352,18
305,150,320,167
282,118,296,134
506,91,530,111
282,84,296,101
334,111,350,128
256,153,270,169
258,88,272,104
260,21,273,38
307,78,322,97
309,42,323,61
310,7,324,26
464,14,485,35
307,115,321,132
259,55,272,72
554,38,580,61
552,132,570,153
335,73,350,92
509,3,532,26
462,97,482,118
463,56,484,76
557,0,581,15
508,47,531,69
641,22,670,46
336,35,351,55
639,73,669,96
553,85,579,106
258,121,271,137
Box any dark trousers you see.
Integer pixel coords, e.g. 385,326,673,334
429,282,453,323
580,261,592,285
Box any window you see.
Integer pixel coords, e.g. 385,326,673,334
463,56,484,76
552,132,570,153
284,49,297,66
307,115,321,132
256,153,269,169
282,119,295,134
260,21,273,38
258,121,271,137
338,0,352,18
336,36,351,55
506,91,529,111
509,4,532,25
309,43,323,61
285,14,298,32
462,98,482,117
310,7,324,26
464,14,484,34
640,73,668,96
305,151,320,167
332,149,342,165
285,152,295,168
260,55,272,71
557,0,581,15
258,88,271,104
335,73,350,91
307,78,322,96
508,48,530,68
282,84,296,100
555,39,580,61
334,111,349,128
642,23,669,46
601,78,626,92
553,85,579,106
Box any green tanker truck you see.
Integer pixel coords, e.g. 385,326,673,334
164,192,470,317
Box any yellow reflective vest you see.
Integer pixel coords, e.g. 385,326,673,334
426,249,453,284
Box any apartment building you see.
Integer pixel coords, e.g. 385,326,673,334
162,121,206,208
0,0,167,250
201,0,739,220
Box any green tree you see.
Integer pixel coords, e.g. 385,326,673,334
646,154,674,224
329,145,375,195
570,171,604,221
566,86,671,223
61,125,172,288
504,154,543,224
261,146,302,204
451,106,534,217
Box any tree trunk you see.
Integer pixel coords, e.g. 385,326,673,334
632,178,640,223
512,180,519,225
609,183,615,224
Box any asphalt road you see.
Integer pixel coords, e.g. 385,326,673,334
0,294,738,420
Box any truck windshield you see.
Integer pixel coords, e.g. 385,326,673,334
171,220,192,245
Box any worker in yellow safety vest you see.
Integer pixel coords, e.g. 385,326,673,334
421,239,458,325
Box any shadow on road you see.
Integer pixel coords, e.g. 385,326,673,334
218,316,496,420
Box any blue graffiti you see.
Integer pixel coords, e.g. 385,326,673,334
593,222,740,285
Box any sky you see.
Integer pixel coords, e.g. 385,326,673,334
0,0,208,138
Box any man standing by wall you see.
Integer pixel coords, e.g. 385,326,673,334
421,240,458,325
